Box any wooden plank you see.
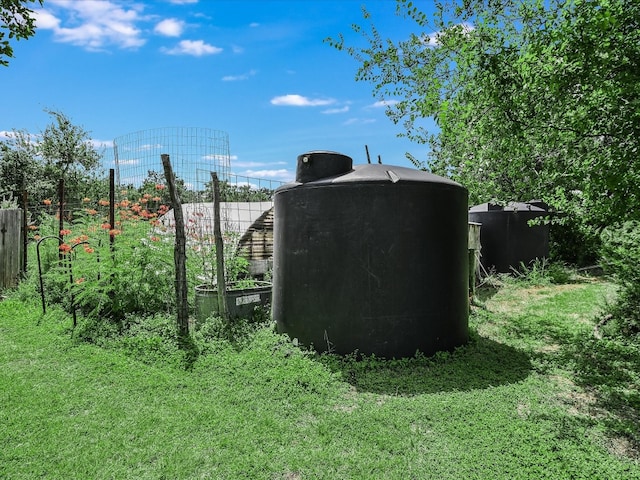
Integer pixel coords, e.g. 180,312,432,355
0,209,23,289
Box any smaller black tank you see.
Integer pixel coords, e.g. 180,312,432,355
469,201,550,274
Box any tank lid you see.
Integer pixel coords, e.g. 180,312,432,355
328,164,463,186
295,151,353,183
282,162,463,188
469,201,547,213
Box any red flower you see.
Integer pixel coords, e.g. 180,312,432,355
75,277,85,284
43,199,52,205
83,246,94,254
101,223,111,230
71,234,89,245
98,199,109,206
109,229,122,236
60,229,72,236
59,243,72,254
155,184,166,190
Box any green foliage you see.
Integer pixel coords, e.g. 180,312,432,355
549,221,601,266
122,169,197,206
329,0,640,263
0,192,18,209
600,221,640,335
217,180,275,202
29,193,260,331
0,129,45,201
32,209,176,323
0,0,42,66
0,110,104,205
39,109,103,203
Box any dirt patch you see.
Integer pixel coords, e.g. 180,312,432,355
550,375,640,460
552,375,605,419
538,343,561,354
278,472,302,480
606,435,640,461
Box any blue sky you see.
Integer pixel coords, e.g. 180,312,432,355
1,0,439,183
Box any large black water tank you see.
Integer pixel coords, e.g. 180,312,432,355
468,201,550,274
272,151,469,358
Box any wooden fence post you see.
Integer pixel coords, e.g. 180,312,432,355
211,172,228,321
57,178,64,262
161,154,190,337
109,169,115,250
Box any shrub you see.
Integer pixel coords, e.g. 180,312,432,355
31,208,177,324
549,220,601,267
506,258,574,287
600,221,640,335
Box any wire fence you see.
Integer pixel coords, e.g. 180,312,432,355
103,128,277,278
106,127,282,284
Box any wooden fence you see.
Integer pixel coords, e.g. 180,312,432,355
0,209,24,289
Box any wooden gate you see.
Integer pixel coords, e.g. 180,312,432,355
0,209,24,289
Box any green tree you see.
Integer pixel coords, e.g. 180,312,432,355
329,0,640,262
38,109,103,203
0,110,103,205
1,0,43,66
0,130,41,198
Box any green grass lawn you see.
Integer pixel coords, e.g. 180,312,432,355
1,279,639,479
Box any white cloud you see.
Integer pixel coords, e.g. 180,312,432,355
161,40,222,56
90,138,113,149
116,159,140,166
233,160,286,168
154,18,184,37
202,154,237,162
370,100,399,108
240,169,294,181
270,94,335,107
0,130,39,144
138,143,163,151
425,22,474,47
322,106,349,114
231,44,244,54
169,0,198,4
343,118,376,126
34,0,146,51
33,10,60,29
249,22,260,28
222,69,257,82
